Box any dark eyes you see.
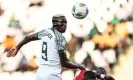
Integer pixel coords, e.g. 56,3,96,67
53,21,67,25
53,22,67,26
53,21,67,23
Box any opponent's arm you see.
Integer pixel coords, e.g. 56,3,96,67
59,51,85,70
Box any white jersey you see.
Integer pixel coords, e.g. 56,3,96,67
36,27,66,73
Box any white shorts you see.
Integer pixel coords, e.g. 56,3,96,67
36,66,62,80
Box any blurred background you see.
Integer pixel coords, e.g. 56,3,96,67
0,0,133,80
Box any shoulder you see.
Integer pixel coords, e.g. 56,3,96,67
37,29,47,36
38,29,47,33
37,29,54,39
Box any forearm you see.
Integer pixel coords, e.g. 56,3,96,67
62,61,80,69
16,36,29,50
59,52,84,70
16,35,38,50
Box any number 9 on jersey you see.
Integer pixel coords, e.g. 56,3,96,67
42,42,48,61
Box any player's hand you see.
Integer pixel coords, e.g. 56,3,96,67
6,47,18,57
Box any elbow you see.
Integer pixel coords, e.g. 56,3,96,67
61,61,67,67
62,64,65,67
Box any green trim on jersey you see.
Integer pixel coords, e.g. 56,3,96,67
58,49,65,53
50,26,55,33
51,26,66,53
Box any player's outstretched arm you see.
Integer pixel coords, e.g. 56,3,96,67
16,33,39,50
59,51,85,70
6,33,39,57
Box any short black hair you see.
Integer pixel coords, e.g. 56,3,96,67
83,71,96,80
52,14,66,22
96,67,107,74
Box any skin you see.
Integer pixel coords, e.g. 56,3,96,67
6,14,85,70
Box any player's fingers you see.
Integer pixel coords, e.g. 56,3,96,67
6,50,14,57
12,53,16,57
12,50,17,57
6,53,11,57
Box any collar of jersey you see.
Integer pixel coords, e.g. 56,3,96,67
50,26,55,33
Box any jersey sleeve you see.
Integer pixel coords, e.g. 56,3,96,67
37,29,53,40
36,29,46,39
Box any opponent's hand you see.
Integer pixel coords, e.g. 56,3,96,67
6,47,18,57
